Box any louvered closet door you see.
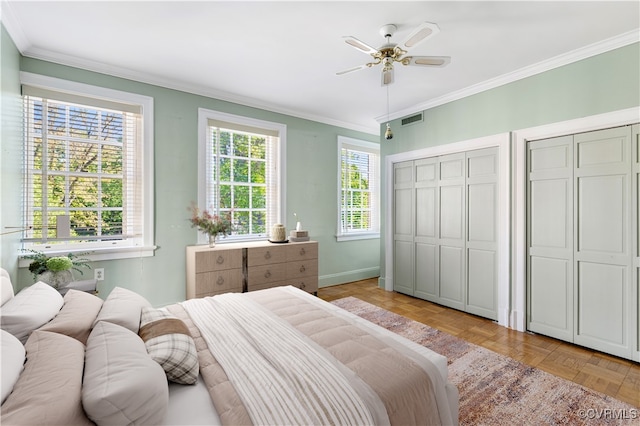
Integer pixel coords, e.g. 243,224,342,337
393,161,415,296
527,136,574,342
466,148,499,320
438,153,466,311
573,126,633,358
414,158,439,301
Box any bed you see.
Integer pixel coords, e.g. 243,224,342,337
0,268,458,425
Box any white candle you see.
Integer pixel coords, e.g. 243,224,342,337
296,221,302,231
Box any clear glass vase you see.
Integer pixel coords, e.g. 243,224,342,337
208,234,217,248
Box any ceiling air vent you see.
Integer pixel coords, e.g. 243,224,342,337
401,113,423,126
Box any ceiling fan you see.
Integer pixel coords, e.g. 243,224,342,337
337,22,451,85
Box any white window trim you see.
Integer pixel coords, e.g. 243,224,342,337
18,72,155,263
197,108,286,245
336,136,380,242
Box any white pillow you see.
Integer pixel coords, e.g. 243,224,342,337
1,267,15,306
0,281,64,343
1,330,25,404
82,321,168,425
93,286,152,333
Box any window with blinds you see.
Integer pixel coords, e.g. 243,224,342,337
199,109,285,242
337,136,380,241
21,74,153,255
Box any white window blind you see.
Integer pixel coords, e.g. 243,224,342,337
337,136,380,240
21,76,152,254
199,109,285,242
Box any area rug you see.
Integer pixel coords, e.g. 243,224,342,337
332,297,638,426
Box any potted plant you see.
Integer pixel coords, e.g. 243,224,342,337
188,204,233,247
22,250,92,289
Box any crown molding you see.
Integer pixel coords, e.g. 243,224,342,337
377,29,640,123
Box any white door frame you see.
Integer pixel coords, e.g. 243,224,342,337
511,107,640,332
385,132,511,327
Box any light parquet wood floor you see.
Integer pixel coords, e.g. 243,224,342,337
317,278,640,408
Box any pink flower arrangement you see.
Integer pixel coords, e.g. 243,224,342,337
188,204,233,237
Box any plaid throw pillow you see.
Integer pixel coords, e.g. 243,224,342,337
139,307,199,385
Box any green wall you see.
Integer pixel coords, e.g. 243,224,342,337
0,25,23,282
377,42,640,288
1,24,380,305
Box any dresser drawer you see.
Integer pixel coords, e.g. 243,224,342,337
195,269,243,297
286,242,318,262
195,249,242,273
286,261,318,280
247,263,287,286
290,276,318,293
247,245,286,266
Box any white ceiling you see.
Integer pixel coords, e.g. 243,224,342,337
3,1,639,135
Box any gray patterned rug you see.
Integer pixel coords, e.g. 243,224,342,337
331,297,638,426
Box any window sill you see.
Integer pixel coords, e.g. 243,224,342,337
336,233,380,242
18,245,157,268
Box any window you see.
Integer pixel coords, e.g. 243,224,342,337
337,136,380,241
21,73,154,259
198,109,285,242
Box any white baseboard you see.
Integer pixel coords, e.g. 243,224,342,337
318,267,380,288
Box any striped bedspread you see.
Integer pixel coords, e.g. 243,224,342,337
181,293,387,425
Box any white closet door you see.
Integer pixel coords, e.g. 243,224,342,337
573,126,632,358
466,148,499,320
415,158,439,301
393,161,415,295
527,135,574,342
634,124,639,359
438,153,466,310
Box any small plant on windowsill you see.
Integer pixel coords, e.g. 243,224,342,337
188,203,233,247
22,249,92,289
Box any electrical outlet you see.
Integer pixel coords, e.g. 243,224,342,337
94,268,105,281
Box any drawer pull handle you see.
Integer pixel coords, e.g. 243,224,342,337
299,265,306,273
264,270,271,278
299,248,305,255
300,282,306,289
216,256,224,264
264,251,271,259
216,276,224,285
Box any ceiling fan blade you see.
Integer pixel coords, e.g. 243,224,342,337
381,67,394,86
336,64,370,76
342,36,379,55
405,56,451,67
398,22,440,51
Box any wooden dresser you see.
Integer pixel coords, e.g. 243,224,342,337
186,240,318,299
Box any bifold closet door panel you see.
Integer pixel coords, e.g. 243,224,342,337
438,153,465,310
466,148,498,320
527,135,574,342
573,126,633,358
415,158,439,301
393,161,415,295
